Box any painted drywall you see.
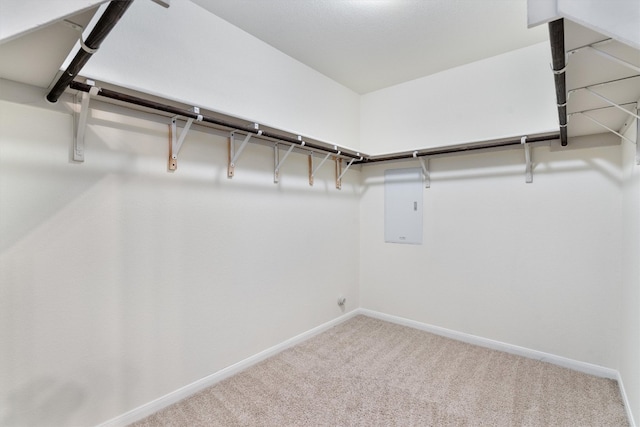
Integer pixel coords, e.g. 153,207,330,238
359,143,623,370
527,0,640,49
527,0,558,27
558,0,640,50
0,0,106,43
79,0,360,151
0,85,360,426
359,42,558,155
621,120,639,425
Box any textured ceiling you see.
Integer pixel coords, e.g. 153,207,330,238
191,0,550,94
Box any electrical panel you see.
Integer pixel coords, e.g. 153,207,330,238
384,168,423,244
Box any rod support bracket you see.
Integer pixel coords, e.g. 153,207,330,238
521,136,533,183
168,112,197,170
274,138,303,183
228,125,257,178
414,151,431,188
309,147,336,186
336,153,361,189
73,79,97,162
193,106,203,122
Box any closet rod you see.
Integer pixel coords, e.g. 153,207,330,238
69,81,361,160
356,132,559,164
549,18,568,146
69,80,558,165
47,1,134,103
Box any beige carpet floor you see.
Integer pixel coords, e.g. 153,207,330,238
131,315,628,426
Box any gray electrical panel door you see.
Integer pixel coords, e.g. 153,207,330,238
384,168,423,244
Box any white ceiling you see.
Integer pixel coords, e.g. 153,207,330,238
191,0,550,94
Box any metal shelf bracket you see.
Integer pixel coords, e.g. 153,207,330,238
522,136,533,183
73,79,98,162
568,87,640,122
336,153,362,189
274,136,304,183
566,40,640,74
309,146,338,186
228,123,260,178
168,107,202,170
573,112,636,145
413,151,430,188
588,46,640,74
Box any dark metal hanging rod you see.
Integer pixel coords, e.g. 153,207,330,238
47,1,134,103
69,80,361,160
359,132,559,164
69,80,559,165
549,19,568,146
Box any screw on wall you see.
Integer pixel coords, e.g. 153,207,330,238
337,297,346,307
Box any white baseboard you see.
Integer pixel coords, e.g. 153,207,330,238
359,309,618,378
97,309,360,427
359,309,635,427
99,308,635,427
616,371,637,427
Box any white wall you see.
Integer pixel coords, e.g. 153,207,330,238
558,0,640,49
0,86,360,426
527,0,640,49
359,143,623,369
2,0,638,421
621,119,639,425
527,0,558,28
80,0,360,151
0,0,106,43
359,42,558,155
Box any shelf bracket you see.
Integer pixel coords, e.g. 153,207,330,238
228,123,260,178
73,79,98,162
575,112,636,145
335,156,342,190
336,153,362,189
168,107,201,170
274,136,304,183
310,146,338,186
587,46,640,74
413,151,430,188
575,87,640,121
522,136,533,183
566,40,640,74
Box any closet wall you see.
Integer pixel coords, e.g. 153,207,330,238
621,122,639,422
359,42,558,154
1,2,364,421
359,144,623,367
0,92,360,426
358,32,638,424
1,0,638,424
